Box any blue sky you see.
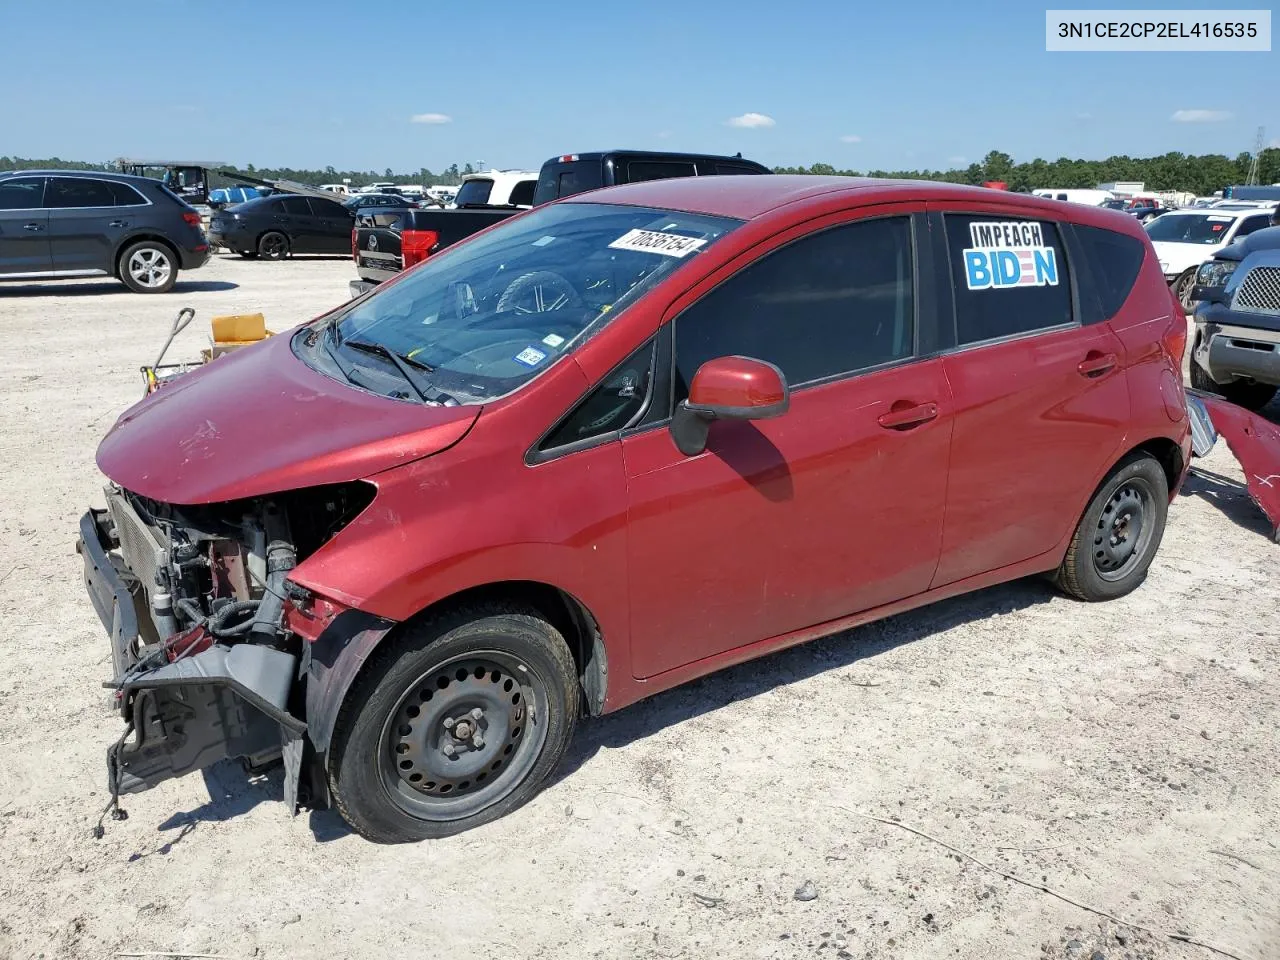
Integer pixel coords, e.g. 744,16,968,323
1,0,1275,173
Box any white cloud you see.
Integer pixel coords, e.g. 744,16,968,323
1170,109,1231,123
948,155,968,165
839,134,862,143
656,130,673,139
1075,111,1093,121
725,112,775,129
410,113,452,125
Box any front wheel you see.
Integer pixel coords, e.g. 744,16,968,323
119,241,177,293
1173,268,1197,313
328,605,579,843
1055,452,1169,602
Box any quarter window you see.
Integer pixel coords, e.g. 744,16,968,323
280,197,311,215
1073,224,1145,321
44,177,117,208
674,216,915,399
542,339,656,451
106,181,147,206
0,176,45,209
944,214,1073,345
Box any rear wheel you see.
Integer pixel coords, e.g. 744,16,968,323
257,231,289,260
118,241,177,293
1055,453,1168,602
328,604,578,843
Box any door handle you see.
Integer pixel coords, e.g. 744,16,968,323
877,401,939,430
108,219,128,228
23,223,44,232
1077,351,1118,378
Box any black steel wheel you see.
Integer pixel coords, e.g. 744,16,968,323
328,604,578,843
257,231,289,260
1055,452,1169,601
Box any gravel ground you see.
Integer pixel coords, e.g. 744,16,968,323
0,253,1276,960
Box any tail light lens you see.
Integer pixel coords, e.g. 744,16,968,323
181,211,201,227
402,229,440,268
1165,289,1188,368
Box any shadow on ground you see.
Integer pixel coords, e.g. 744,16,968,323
0,280,238,297
553,576,1057,786
1182,467,1274,539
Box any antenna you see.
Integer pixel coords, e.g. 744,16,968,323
1246,126,1265,185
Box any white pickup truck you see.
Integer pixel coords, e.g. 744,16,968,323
449,169,539,209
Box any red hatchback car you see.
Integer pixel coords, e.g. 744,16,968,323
80,177,1191,842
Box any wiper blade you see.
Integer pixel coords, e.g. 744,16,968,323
342,338,444,403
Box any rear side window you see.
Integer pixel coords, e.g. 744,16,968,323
507,179,536,207
625,161,696,184
107,181,147,206
0,176,45,209
943,214,1073,346
280,196,311,215
1235,215,1272,239
454,179,493,206
713,162,766,176
1073,224,1145,320
674,216,914,397
309,198,349,218
45,177,117,208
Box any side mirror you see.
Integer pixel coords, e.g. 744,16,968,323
670,356,790,456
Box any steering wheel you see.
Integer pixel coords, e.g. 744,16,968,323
496,270,580,315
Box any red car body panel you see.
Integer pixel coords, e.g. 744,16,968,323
97,177,1193,716
96,332,479,504
1202,396,1280,541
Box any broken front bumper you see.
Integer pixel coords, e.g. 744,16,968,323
77,510,305,797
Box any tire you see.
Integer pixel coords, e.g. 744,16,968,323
237,250,259,259
257,231,289,260
1055,452,1169,602
328,603,579,843
118,241,177,293
1173,268,1197,314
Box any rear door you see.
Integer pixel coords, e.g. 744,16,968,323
926,206,1131,587
308,198,354,253
621,206,954,679
276,196,316,250
44,176,122,273
0,176,51,275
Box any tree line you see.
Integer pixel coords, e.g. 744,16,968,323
4,149,1278,196
775,149,1280,197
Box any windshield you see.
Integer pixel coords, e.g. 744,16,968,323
298,202,740,404
1145,214,1236,245
454,178,494,207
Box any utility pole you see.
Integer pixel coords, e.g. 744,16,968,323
1246,126,1265,185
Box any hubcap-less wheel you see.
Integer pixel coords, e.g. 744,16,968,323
380,651,546,821
1093,481,1155,581
127,248,172,289
261,234,287,259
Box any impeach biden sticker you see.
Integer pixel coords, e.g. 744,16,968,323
962,221,1060,290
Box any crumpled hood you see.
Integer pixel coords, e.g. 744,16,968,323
97,331,479,504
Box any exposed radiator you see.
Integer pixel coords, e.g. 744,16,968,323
104,486,167,592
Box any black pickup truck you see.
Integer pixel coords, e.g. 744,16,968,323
348,149,770,298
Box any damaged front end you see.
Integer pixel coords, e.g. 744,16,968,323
77,481,376,829
1194,392,1280,542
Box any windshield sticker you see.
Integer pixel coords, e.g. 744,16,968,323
514,346,547,367
532,236,556,246
541,333,565,348
962,221,1059,290
1207,215,1234,222
609,228,707,258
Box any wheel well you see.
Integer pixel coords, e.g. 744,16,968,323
115,235,179,276
1130,437,1184,495
393,581,607,716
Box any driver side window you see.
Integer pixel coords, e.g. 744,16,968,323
539,339,656,454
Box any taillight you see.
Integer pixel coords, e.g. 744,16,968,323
402,229,439,268
1165,289,1188,367
351,227,358,261
181,211,201,227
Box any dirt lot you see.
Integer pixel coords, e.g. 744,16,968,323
0,253,1276,960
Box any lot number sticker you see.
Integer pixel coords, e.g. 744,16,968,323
962,221,1059,290
609,229,707,258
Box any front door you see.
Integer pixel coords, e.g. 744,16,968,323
276,196,316,251
927,208,1131,587
623,209,953,680
0,176,51,276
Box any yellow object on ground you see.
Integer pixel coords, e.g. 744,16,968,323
205,313,275,360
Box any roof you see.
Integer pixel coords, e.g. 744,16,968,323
562,175,1081,221
0,168,155,185
116,159,228,167
552,149,765,164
